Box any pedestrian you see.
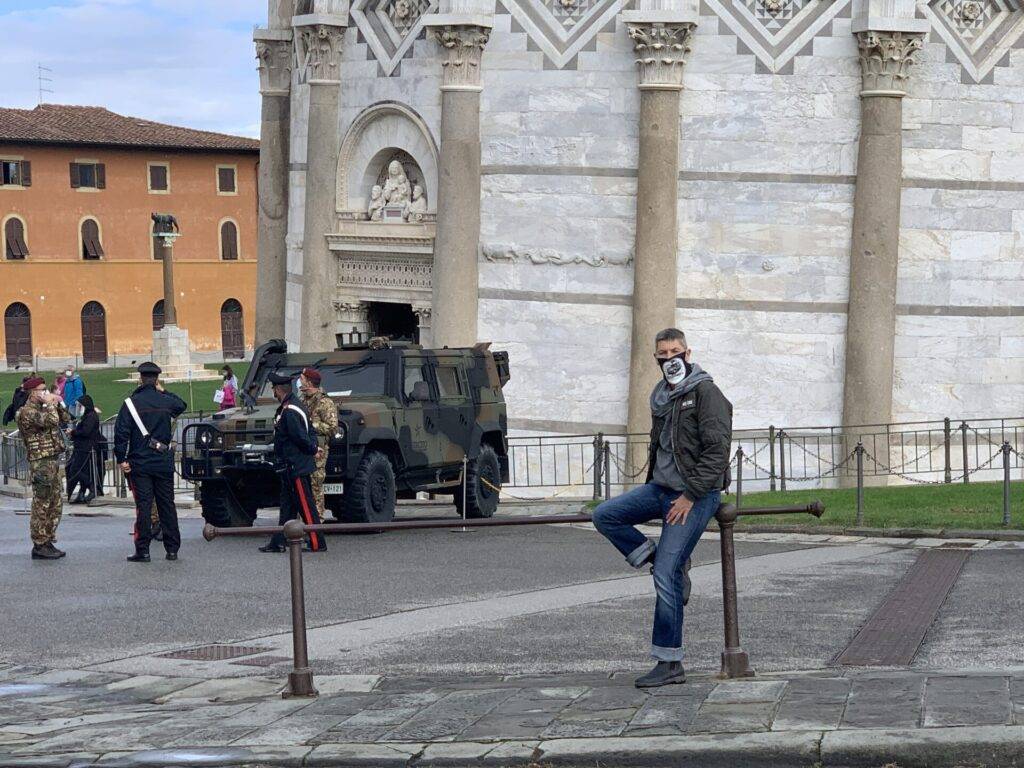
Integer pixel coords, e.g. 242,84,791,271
54,371,67,399
217,369,236,411
592,328,733,688
94,432,109,497
114,362,187,563
67,394,101,503
220,365,239,393
3,379,30,426
62,365,85,418
299,367,337,522
259,371,326,554
15,376,71,559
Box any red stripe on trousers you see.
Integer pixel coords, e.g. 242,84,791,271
294,477,320,551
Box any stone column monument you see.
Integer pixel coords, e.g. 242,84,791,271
253,1,295,345
425,0,493,349
621,0,697,445
296,6,347,352
842,0,928,429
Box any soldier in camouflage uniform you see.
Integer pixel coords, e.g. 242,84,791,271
299,368,338,521
16,376,71,559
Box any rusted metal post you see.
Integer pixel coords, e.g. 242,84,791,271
943,417,952,484
961,421,970,484
778,430,787,492
734,446,743,509
715,503,753,679
768,425,777,492
593,433,603,501
282,519,318,699
603,440,611,500
1003,442,1012,527
855,442,864,526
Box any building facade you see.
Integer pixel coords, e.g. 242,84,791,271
0,105,259,370
255,0,1024,435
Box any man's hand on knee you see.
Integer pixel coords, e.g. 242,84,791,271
666,495,692,526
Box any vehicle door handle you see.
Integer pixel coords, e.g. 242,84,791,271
459,414,468,426
425,416,434,430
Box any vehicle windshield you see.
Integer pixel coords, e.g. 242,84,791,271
253,363,388,400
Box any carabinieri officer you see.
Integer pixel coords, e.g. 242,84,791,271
259,371,326,553
114,362,188,562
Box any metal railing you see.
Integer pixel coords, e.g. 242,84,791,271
202,500,825,695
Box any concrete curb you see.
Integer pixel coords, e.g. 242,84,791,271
6,727,1024,768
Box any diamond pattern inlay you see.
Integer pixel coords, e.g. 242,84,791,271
923,0,1024,82
499,0,630,69
708,0,850,72
353,0,438,75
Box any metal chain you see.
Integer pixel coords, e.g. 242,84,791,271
606,447,650,481
861,446,1003,485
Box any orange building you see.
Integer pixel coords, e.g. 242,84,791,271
0,104,259,369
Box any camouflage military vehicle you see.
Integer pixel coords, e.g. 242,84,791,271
180,338,510,527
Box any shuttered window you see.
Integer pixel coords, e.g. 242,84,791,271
220,221,238,260
1,160,29,186
4,218,28,259
149,163,169,191
217,166,236,194
81,219,104,259
70,162,105,189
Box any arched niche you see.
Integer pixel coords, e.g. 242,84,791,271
337,102,438,217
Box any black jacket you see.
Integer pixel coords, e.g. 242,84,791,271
114,384,187,474
71,410,101,451
273,392,319,478
646,378,733,502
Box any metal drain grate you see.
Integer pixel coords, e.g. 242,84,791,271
229,655,293,667
157,644,271,661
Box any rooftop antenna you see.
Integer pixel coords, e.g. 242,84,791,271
37,65,53,105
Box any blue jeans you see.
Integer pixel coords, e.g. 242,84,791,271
592,483,720,662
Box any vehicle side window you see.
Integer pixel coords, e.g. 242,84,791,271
436,365,463,399
403,361,428,401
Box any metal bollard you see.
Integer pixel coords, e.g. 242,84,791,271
768,425,777,492
283,519,318,698
943,417,952,484
778,430,787,492
715,503,753,679
855,442,865,526
603,441,611,500
961,421,970,484
734,447,744,509
1003,442,1012,527
592,433,603,501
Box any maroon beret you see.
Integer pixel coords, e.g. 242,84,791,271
22,376,45,391
301,368,321,386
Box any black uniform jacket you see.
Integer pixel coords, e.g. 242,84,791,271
114,384,187,474
273,392,319,478
645,378,733,502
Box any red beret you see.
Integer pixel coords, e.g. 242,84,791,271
22,376,45,391
301,368,321,386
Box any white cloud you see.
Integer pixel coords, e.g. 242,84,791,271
1,0,263,137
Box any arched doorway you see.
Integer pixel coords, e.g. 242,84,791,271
152,299,165,331
220,299,244,359
4,303,32,366
81,301,108,364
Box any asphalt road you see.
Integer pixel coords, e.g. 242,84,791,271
2,508,1021,678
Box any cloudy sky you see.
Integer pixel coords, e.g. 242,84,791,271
1,0,265,137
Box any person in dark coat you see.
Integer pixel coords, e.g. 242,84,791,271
67,395,101,503
114,362,187,562
3,380,31,426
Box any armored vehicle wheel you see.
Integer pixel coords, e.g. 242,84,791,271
199,481,256,528
342,450,396,524
455,443,501,519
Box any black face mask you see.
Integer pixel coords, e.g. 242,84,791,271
657,353,690,385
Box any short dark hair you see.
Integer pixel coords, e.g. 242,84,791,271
654,328,687,346
141,373,159,386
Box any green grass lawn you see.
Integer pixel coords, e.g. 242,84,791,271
1,363,249,422
736,481,1023,531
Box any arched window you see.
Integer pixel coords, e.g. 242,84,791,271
220,220,238,260
81,218,104,259
220,299,244,359
4,302,32,366
152,299,165,331
80,301,107,364
4,216,28,260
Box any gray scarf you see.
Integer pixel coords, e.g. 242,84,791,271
650,362,712,419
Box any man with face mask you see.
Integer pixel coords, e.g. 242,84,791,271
61,365,85,418
593,328,732,688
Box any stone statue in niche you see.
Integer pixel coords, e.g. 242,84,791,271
382,160,412,207
406,184,427,222
367,184,385,221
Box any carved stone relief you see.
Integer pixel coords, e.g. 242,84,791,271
256,39,294,95
922,0,1024,83
856,29,924,95
482,242,633,266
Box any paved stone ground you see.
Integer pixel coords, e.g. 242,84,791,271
1,664,1023,767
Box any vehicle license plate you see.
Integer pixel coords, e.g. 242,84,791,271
324,483,344,495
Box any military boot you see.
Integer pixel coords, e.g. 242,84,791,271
31,544,61,560
126,551,151,563
45,542,66,558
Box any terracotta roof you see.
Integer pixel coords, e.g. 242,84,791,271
0,104,259,153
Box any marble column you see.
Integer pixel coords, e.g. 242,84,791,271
155,234,178,326
297,22,345,352
413,304,433,347
622,17,695,441
842,26,924,429
426,22,490,349
254,29,293,344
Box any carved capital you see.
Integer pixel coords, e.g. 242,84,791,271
299,24,344,83
856,30,924,97
430,24,490,91
412,304,432,322
256,39,294,96
626,21,695,89
332,298,369,320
